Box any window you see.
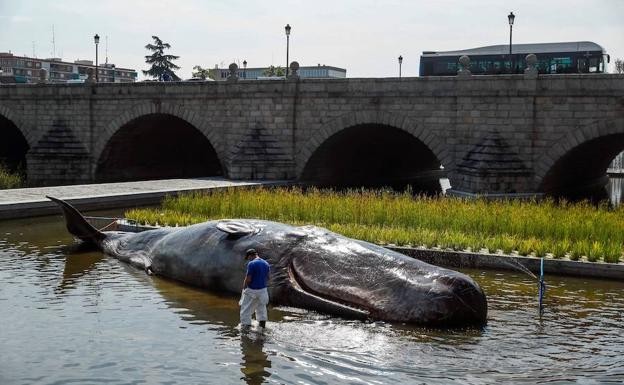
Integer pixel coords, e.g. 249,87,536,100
550,57,572,73
588,57,599,73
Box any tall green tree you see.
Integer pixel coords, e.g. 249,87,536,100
192,65,218,80
143,36,180,81
262,65,285,77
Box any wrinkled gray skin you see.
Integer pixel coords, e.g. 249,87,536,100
49,196,487,327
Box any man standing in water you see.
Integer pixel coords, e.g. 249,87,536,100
240,249,270,329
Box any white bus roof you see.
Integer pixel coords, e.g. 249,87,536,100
422,41,606,57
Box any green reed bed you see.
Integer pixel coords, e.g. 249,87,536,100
0,164,23,189
125,188,624,263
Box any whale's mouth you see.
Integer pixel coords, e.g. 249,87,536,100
287,262,370,319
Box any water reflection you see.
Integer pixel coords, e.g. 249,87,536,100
57,250,103,294
139,274,276,385
240,333,271,385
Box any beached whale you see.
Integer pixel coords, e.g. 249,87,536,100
49,196,487,327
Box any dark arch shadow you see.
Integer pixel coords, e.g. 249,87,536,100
0,114,29,175
540,133,624,201
300,124,443,193
95,113,223,182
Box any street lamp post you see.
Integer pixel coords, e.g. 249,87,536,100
243,60,247,79
508,12,515,73
94,34,100,82
285,24,291,77
398,55,403,78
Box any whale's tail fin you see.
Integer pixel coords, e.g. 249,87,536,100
47,196,106,245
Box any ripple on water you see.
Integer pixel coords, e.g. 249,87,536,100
1,222,624,385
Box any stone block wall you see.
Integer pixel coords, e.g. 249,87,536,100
0,74,622,196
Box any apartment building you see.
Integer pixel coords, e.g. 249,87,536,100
212,64,346,80
0,52,138,83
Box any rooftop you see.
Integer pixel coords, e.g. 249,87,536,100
0,52,136,72
422,41,606,57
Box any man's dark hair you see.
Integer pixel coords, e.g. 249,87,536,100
245,248,257,257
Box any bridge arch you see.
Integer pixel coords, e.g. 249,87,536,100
0,106,30,176
95,102,226,170
298,111,450,191
95,108,224,182
536,118,624,199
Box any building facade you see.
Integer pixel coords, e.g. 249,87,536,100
0,52,137,83
213,64,346,80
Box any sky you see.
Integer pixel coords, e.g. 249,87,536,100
1,0,622,79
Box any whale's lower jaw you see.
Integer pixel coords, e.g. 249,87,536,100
284,264,370,320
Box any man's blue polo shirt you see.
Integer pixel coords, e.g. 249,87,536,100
246,258,270,289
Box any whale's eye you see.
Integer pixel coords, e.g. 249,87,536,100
216,220,257,237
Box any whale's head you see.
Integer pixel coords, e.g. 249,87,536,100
264,225,487,327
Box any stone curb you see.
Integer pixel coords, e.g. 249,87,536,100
387,246,624,281
0,180,290,220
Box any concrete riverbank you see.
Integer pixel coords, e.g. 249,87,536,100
388,246,624,281
0,178,288,219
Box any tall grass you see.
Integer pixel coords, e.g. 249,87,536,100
0,164,23,189
125,187,624,263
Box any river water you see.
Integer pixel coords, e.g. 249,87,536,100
1,213,623,385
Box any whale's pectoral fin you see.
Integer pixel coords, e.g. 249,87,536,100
216,220,258,238
47,196,106,245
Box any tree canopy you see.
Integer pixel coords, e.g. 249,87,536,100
262,65,285,77
143,36,180,81
192,65,218,80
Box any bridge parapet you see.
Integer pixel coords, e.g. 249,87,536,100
0,74,622,197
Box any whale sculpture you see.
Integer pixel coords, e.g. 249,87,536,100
49,196,487,327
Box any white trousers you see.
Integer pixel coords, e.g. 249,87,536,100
239,287,269,326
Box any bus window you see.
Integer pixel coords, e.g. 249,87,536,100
577,58,588,73
589,57,599,73
551,57,572,73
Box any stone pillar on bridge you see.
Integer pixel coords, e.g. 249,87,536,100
27,120,91,186
447,62,543,199
447,130,536,198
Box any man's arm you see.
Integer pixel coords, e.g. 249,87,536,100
243,263,253,289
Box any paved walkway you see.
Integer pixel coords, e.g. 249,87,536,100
0,177,288,219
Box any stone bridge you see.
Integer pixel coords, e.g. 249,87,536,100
1,73,623,198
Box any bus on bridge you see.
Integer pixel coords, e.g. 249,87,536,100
419,41,609,76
